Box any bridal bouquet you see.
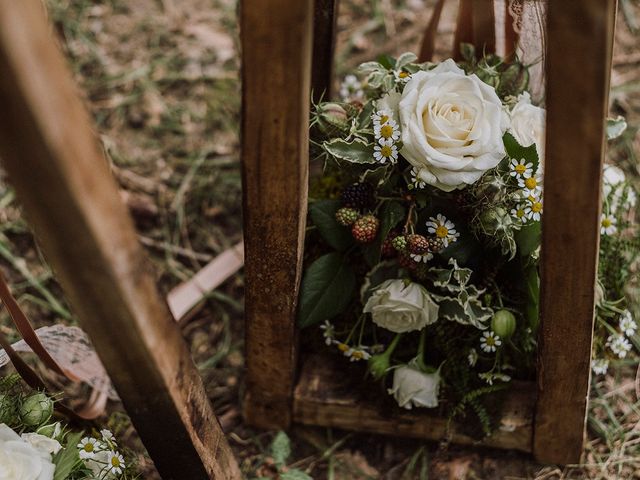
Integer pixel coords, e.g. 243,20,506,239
299,48,638,435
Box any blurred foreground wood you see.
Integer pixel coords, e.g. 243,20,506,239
0,2,240,478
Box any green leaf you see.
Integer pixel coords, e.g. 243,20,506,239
362,201,405,267
606,115,627,140
377,54,396,70
323,138,376,164
309,200,354,251
395,52,417,69
515,222,541,257
280,470,313,480
503,132,539,173
357,61,384,73
298,253,356,328
53,432,83,480
271,431,291,466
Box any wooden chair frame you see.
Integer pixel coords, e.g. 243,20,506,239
0,0,616,477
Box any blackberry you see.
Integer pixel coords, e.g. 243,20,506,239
352,215,379,243
335,207,359,226
341,182,375,209
427,236,445,253
398,253,418,271
381,237,396,258
407,234,430,254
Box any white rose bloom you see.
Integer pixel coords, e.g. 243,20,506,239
0,424,56,480
363,279,439,333
509,92,546,162
388,364,441,409
398,59,507,191
21,433,62,456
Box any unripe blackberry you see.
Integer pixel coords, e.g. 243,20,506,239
406,234,430,254
351,215,379,243
335,207,359,226
341,182,375,209
391,235,407,251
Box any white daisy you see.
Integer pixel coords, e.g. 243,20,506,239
393,69,412,83
591,358,609,376
601,214,617,235
346,346,371,362
339,74,364,102
410,252,433,263
410,167,426,189
425,214,459,248
517,172,543,197
480,331,502,353
374,119,400,143
468,348,478,367
509,159,533,178
607,334,632,359
373,143,398,164
524,198,543,221
320,320,335,346
107,450,125,476
510,204,528,223
619,310,637,337
371,109,393,129
78,437,101,459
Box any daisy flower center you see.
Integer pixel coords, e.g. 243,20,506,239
435,226,449,238
485,337,496,346
515,164,526,174
380,124,394,138
602,218,612,228
531,202,542,213
398,71,410,78
516,209,525,218
380,145,393,157
84,444,94,452
111,457,121,467
525,177,538,190
352,351,364,360
337,343,349,352
379,114,389,124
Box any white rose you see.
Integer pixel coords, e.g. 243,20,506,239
363,279,439,333
398,59,507,191
21,433,62,457
0,424,56,480
388,364,441,409
509,92,546,162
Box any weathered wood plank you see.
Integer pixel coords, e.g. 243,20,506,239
240,0,313,429
452,0,474,60
418,0,445,62
294,355,535,452
311,0,338,103
0,2,240,478
534,0,616,465
472,0,496,55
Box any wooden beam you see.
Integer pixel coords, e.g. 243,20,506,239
240,0,313,429
294,355,535,452
472,0,496,56
0,2,240,478
311,0,338,104
534,0,616,465
418,0,446,62
452,0,474,60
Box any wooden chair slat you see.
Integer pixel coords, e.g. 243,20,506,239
312,0,338,103
533,0,616,464
240,0,313,429
0,2,241,478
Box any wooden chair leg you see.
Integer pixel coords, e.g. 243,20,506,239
312,0,338,103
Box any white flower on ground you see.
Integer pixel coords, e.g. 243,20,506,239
478,372,511,385
601,214,617,235
372,109,393,129
517,172,543,198
320,320,335,346
426,214,459,248
107,450,125,476
373,143,399,164
410,167,427,189
79,437,102,459
619,311,637,337
468,348,478,367
374,118,400,143
524,197,543,221
591,358,609,376
607,334,632,359
346,346,371,362
508,91,546,162
398,59,507,191
388,363,441,409
509,159,533,178
510,204,528,223
100,429,116,445
339,74,364,102
363,279,439,333
480,331,502,353
0,423,56,480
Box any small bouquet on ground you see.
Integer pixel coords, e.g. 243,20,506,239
299,47,638,435
0,375,135,480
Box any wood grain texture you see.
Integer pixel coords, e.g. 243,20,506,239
0,2,240,478
533,0,616,465
418,0,445,62
452,0,474,60
311,0,338,103
294,355,535,452
240,0,313,429
472,0,496,55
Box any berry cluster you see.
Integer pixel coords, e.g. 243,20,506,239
335,183,380,244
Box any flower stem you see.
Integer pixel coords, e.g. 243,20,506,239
416,328,428,371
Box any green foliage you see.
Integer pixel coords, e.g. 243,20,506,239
503,132,539,173
298,253,356,328
309,200,355,251
271,431,292,467
515,222,541,258
323,138,376,165
53,432,83,480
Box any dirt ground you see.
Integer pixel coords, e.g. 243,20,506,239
1,0,640,479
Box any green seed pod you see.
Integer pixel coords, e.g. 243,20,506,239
317,102,350,135
368,353,391,381
491,310,517,339
478,207,512,236
20,392,54,428
0,394,16,424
